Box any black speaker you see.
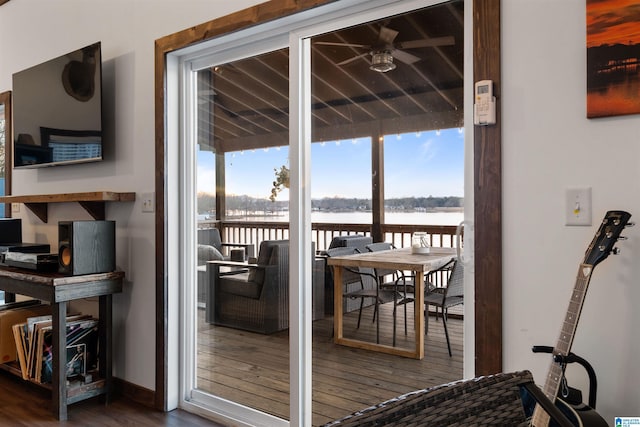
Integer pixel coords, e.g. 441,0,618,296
58,220,115,275
0,218,22,244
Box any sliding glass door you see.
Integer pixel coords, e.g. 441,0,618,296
174,1,463,425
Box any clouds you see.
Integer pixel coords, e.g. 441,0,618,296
587,0,640,47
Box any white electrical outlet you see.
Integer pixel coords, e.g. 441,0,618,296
141,192,155,213
11,203,20,213
565,188,592,226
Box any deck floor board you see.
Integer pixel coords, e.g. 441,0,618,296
197,303,463,426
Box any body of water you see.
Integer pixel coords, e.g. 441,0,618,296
215,210,465,226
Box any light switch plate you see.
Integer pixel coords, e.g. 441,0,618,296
141,192,155,213
565,188,592,226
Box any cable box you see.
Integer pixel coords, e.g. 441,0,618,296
0,243,52,267
4,252,59,272
0,243,51,254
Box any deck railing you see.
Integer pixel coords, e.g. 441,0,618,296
199,220,460,252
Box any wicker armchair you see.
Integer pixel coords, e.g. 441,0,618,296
197,227,255,306
207,240,323,334
322,370,574,427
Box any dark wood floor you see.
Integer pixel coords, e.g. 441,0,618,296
0,304,462,426
0,371,225,426
197,303,463,426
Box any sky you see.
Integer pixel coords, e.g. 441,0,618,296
197,127,464,201
587,0,640,47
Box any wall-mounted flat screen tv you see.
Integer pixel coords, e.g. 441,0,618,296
13,42,103,169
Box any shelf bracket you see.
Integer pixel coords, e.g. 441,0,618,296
24,203,48,223
78,201,106,220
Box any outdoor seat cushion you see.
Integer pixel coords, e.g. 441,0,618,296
248,240,285,284
218,271,262,299
198,244,224,265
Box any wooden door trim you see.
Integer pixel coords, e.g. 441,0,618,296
154,0,502,409
473,0,502,375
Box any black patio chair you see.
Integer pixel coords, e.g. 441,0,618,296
326,246,395,344
424,257,463,356
365,242,414,347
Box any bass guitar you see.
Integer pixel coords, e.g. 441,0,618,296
530,210,632,427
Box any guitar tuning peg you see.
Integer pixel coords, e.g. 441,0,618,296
618,236,628,241
626,222,635,228
612,247,621,255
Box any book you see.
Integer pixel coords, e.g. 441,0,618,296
27,317,52,380
36,318,98,384
11,322,29,380
10,311,97,383
65,343,86,379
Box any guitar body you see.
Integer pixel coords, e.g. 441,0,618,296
523,389,607,427
553,399,607,427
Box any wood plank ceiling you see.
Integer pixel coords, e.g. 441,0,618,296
197,0,464,154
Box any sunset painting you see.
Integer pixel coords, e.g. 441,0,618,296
587,0,640,118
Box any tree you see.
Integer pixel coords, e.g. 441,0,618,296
270,165,290,202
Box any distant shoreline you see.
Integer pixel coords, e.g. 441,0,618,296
200,209,465,226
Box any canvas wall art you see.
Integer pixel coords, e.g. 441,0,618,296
587,0,640,118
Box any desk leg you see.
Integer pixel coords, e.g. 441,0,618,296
333,267,343,341
99,294,113,403
415,272,425,359
52,301,68,421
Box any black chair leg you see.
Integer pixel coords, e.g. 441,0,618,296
392,299,397,347
356,298,364,328
443,312,452,357
424,304,430,335
375,300,381,344
401,283,408,337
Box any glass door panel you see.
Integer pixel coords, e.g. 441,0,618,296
309,2,464,424
194,48,291,421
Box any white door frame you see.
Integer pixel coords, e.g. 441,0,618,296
165,1,466,425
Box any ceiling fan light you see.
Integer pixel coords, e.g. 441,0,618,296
370,51,396,73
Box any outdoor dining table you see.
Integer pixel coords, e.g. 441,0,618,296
327,246,457,359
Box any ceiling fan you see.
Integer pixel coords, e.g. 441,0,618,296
315,26,454,73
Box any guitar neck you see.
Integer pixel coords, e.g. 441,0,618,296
530,264,593,426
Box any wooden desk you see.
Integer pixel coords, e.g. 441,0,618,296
327,247,455,359
0,267,124,420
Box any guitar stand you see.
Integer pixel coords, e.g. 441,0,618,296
532,345,598,409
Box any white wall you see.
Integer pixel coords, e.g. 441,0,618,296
502,0,640,421
0,0,265,391
2,0,638,421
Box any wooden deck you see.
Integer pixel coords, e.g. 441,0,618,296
197,303,463,426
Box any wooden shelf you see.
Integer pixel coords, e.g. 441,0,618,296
0,267,122,420
0,191,136,222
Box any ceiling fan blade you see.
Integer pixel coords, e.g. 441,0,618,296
377,26,399,45
336,52,369,66
314,41,371,49
392,49,421,65
396,36,455,49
